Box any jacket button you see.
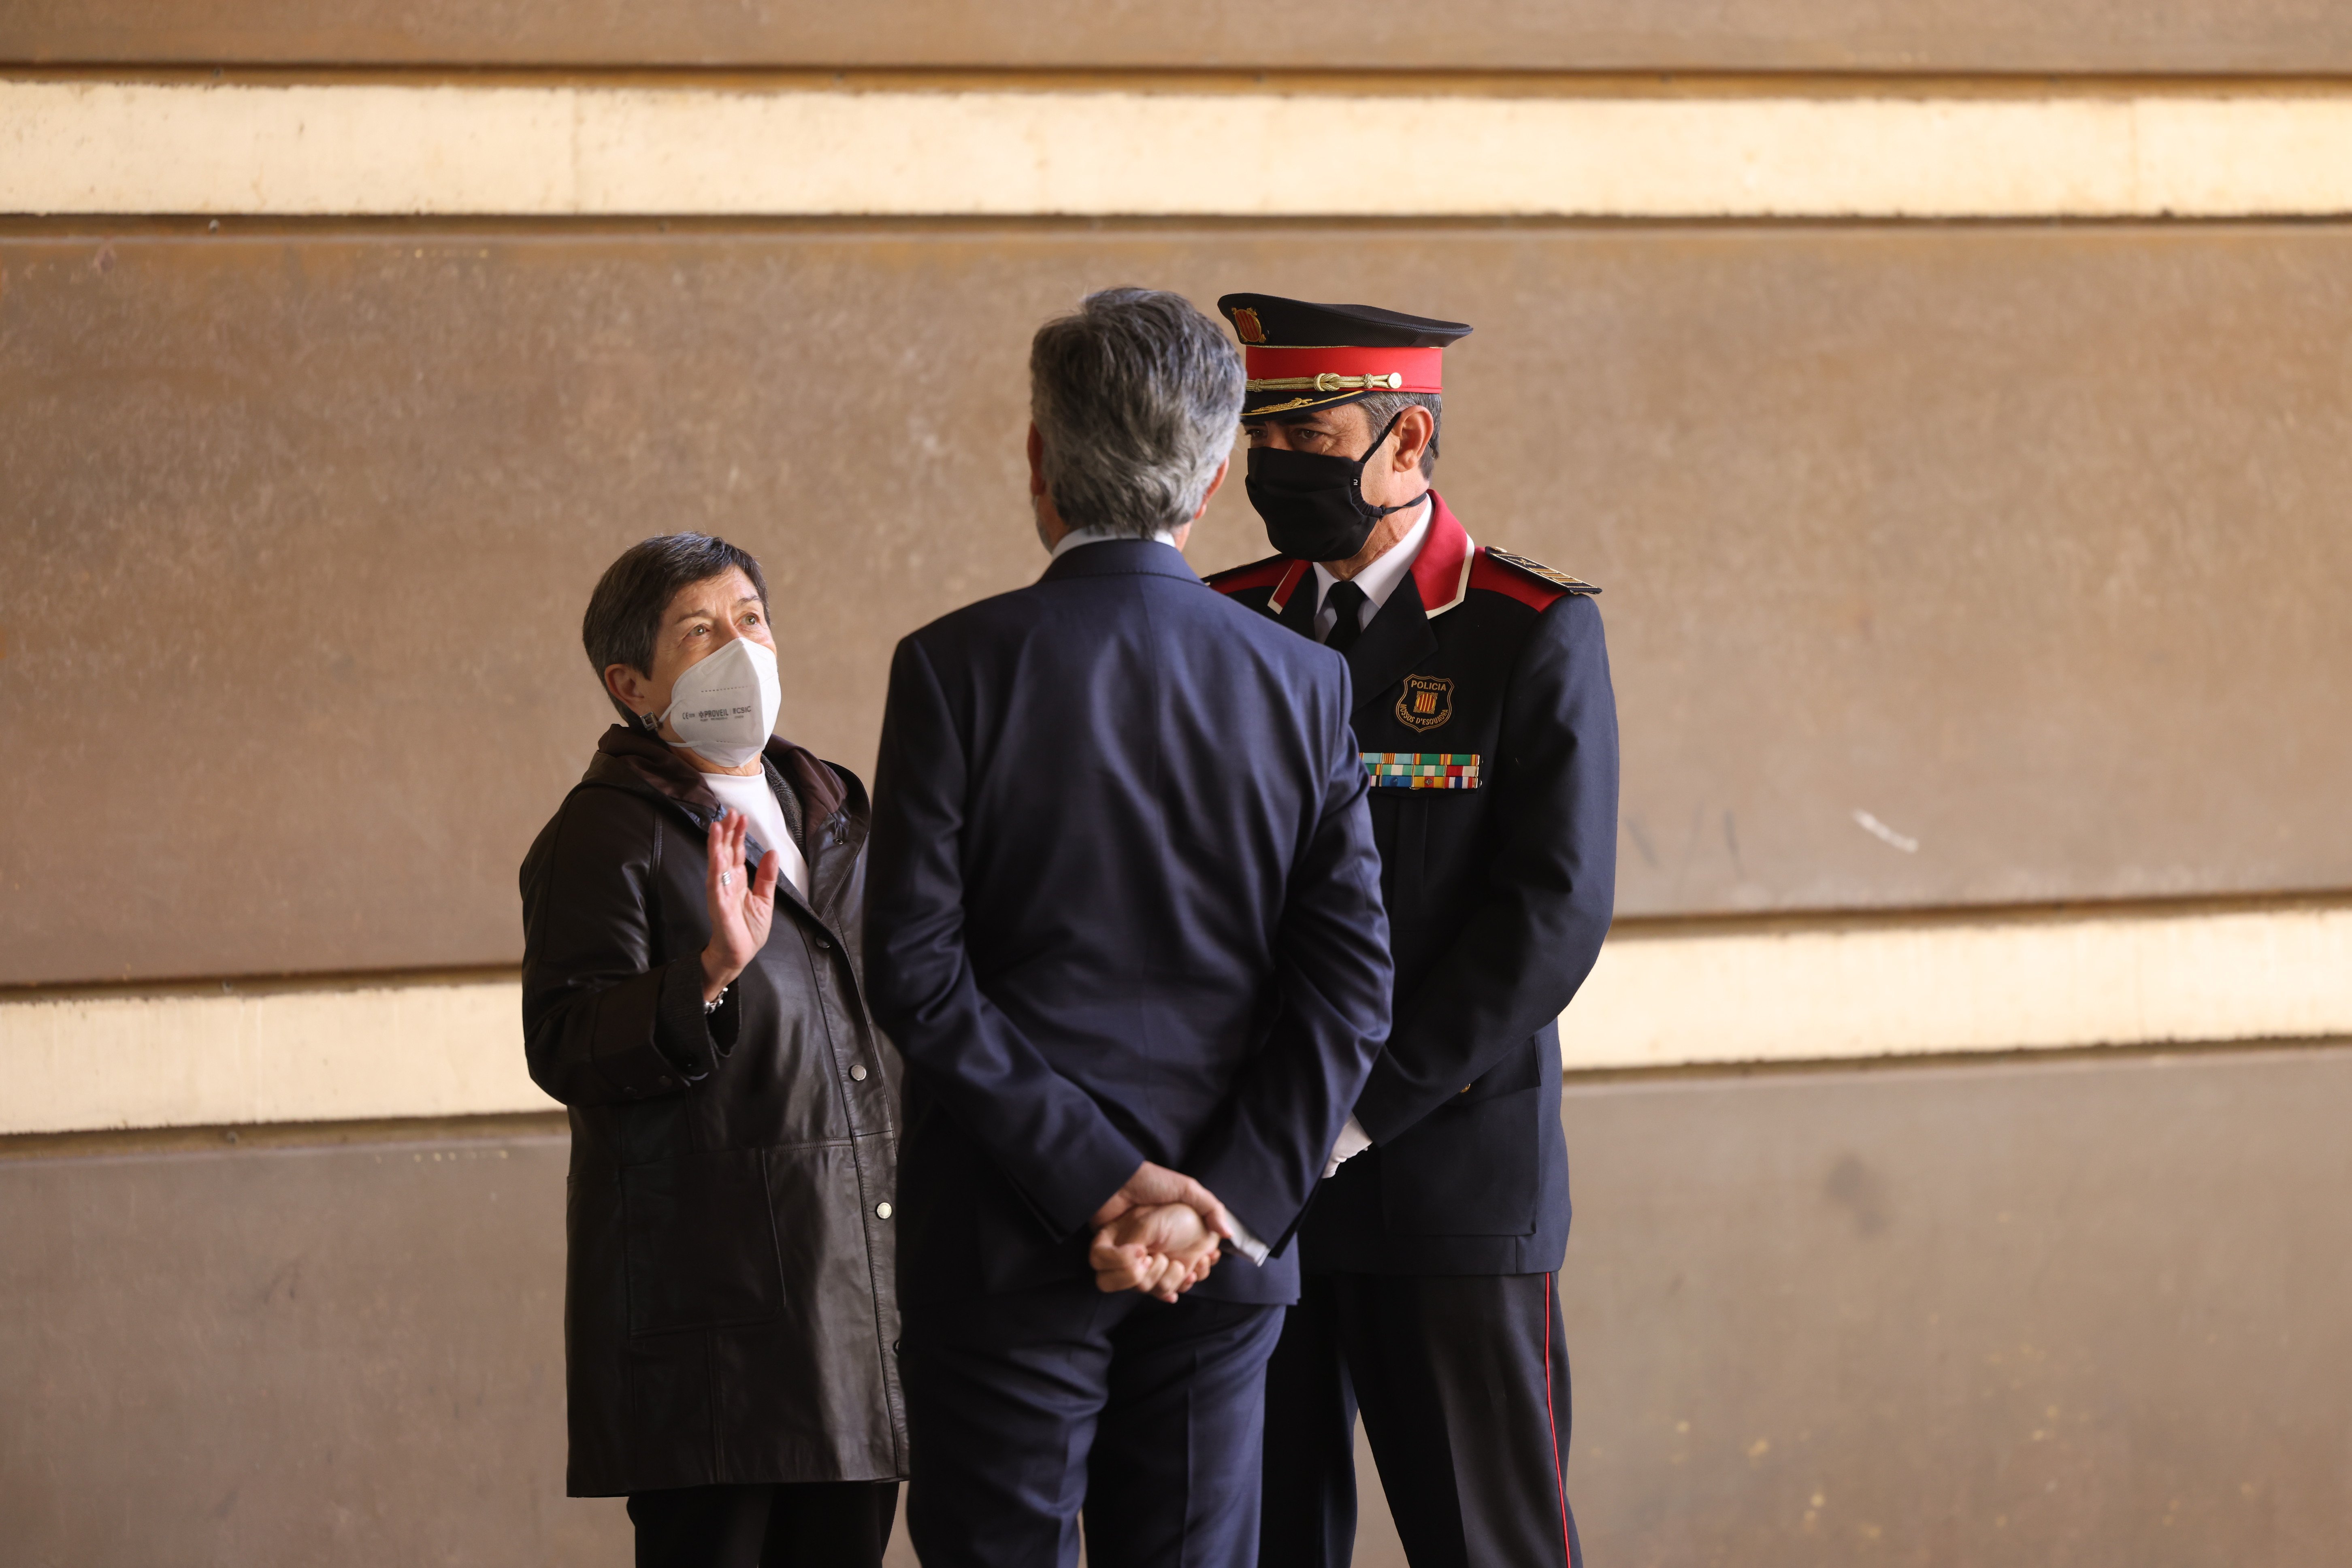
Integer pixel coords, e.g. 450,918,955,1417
850,1064,868,1081
814,935,833,950
876,1202,893,1219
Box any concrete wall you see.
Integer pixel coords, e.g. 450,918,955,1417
5,7,2351,1566
9,226,2352,985
10,1050,2349,1566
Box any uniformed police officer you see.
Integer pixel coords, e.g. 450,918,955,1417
1209,295,1619,1568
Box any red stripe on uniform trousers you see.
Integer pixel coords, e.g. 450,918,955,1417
1546,1272,1573,1567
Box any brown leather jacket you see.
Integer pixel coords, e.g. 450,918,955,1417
519,725,905,1497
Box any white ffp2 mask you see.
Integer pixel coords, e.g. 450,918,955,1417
656,637,782,769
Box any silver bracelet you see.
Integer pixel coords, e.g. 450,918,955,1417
703,985,729,1016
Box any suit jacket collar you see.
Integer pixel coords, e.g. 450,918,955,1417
1278,577,1319,637
1277,571,1438,720
1408,490,1475,618
1265,491,1467,709
1264,488,1475,626
1038,536,1203,585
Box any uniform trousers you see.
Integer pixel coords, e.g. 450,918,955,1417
901,1280,1287,1568
1259,1272,1583,1568
625,1480,899,1568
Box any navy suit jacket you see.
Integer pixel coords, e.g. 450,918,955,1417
865,537,1393,1308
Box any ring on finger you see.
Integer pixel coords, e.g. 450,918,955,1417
720,871,733,888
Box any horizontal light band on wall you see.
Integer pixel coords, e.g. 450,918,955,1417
5,902,2348,1135
9,80,2352,218
1568,901,2352,1070
0,976,547,1137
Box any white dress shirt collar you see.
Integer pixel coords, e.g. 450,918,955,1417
1310,495,1433,639
1050,524,1179,560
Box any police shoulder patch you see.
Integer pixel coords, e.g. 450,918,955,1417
1471,547,1600,610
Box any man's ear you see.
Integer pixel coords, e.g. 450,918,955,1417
1192,456,1230,520
1392,406,1436,475
1027,422,1048,497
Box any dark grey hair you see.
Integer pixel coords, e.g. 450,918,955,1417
1351,390,1443,479
1030,288,1245,537
582,533,769,709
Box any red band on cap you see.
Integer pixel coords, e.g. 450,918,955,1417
1243,345,1443,394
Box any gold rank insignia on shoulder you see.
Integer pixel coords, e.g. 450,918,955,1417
1485,549,1600,595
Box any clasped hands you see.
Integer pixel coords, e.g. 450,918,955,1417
1089,1162,1233,1304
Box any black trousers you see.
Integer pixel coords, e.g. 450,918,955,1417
901,1280,1287,1568
626,1481,899,1568
1259,1272,1583,1568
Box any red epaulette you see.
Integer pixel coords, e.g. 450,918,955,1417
1207,555,1315,615
1468,548,1601,611
1204,555,1295,596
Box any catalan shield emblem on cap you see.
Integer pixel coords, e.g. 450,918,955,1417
1396,675,1454,733
1232,307,1268,344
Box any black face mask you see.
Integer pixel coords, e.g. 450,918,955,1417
1244,410,1425,562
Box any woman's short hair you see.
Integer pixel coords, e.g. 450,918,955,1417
1030,288,1245,537
582,533,768,683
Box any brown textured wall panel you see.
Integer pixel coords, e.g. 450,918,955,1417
1558,1046,2352,1566
9,0,2352,72
5,224,2352,985
4,1048,2348,1564
0,1128,626,1566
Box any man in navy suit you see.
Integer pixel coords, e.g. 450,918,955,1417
864,288,1395,1568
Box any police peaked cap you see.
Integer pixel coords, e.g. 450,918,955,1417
1218,293,1472,419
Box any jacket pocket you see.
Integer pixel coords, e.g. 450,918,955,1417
621,1148,787,1335
1377,1085,1540,1237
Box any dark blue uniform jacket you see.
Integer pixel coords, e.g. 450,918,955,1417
1211,493,1620,1276
865,538,1395,1308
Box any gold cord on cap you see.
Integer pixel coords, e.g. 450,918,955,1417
1244,372,1406,393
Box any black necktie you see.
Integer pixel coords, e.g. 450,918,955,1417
1323,581,1370,654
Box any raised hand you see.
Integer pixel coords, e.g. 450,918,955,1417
700,807,782,1002
1091,1203,1221,1303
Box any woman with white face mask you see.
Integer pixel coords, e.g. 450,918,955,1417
519,533,905,1568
